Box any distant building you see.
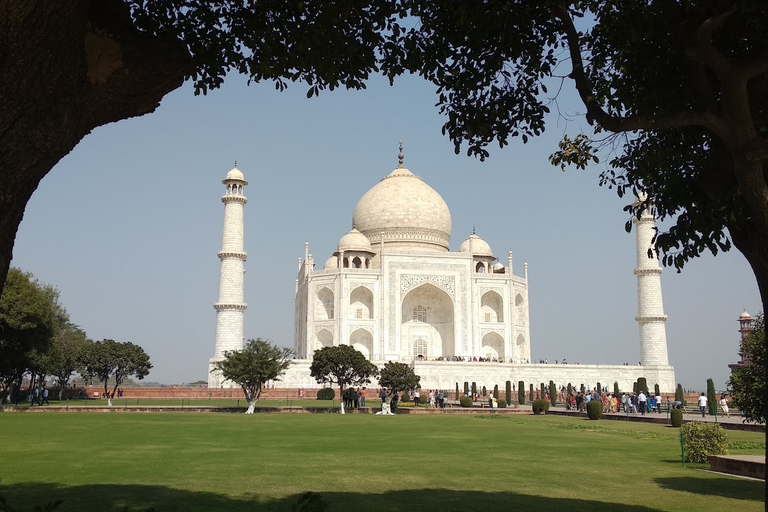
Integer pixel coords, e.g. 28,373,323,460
729,311,755,374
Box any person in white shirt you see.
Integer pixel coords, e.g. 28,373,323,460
638,391,647,415
697,393,708,417
719,395,730,417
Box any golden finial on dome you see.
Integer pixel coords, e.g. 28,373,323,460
234,160,237,168
397,140,404,168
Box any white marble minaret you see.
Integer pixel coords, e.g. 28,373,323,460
208,164,248,388
634,196,670,366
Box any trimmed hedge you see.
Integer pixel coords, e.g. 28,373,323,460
614,382,620,398
497,399,507,408
400,393,411,403
529,383,534,402
506,381,512,406
586,400,603,420
532,399,550,415
455,383,460,400
518,381,525,405
316,388,335,400
706,378,717,415
493,385,499,401
459,396,474,408
671,409,683,427
681,421,728,463
419,394,429,405
549,381,557,407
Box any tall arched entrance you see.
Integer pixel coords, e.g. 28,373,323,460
401,283,455,359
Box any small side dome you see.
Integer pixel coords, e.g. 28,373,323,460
226,167,245,181
739,311,752,320
493,262,504,271
324,255,338,270
459,234,493,258
338,228,373,253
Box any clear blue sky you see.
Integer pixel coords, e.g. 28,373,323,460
11,73,760,391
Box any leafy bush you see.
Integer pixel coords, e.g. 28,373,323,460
419,394,429,405
532,399,550,415
400,393,411,403
497,399,507,408
316,388,335,400
637,377,649,396
459,396,474,408
681,421,728,463
670,409,683,427
587,400,603,420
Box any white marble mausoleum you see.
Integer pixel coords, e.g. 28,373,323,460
209,150,676,393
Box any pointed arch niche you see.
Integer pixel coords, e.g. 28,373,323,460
316,287,335,320
480,291,504,323
482,332,505,360
515,293,526,324
315,329,334,351
349,286,373,319
350,328,373,360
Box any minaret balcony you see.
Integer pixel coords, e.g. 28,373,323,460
634,268,662,276
218,251,247,260
635,315,668,322
214,303,248,312
221,195,248,204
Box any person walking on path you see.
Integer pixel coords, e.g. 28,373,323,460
697,393,708,417
41,387,50,406
638,391,647,416
719,395,730,418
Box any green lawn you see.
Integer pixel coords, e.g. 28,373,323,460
0,412,763,511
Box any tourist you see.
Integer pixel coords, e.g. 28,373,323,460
637,391,647,415
429,390,435,409
391,390,399,411
360,388,366,407
41,387,50,406
719,395,730,417
413,389,420,407
621,393,628,412
380,388,387,403
697,392,708,417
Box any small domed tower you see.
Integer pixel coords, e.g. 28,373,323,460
460,231,496,273
209,164,248,388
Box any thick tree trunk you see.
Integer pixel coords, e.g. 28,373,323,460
245,401,256,414
0,0,192,295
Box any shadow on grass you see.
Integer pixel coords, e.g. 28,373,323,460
654,477,764,502
0,484,669,512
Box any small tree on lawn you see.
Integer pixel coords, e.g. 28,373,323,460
549,381,557,407
455,382,460,400
518,380,525,405
463,381,469,396
506,381,512,406
493,384,499,401
706,378,718,416
614,382,620,398
310,345,378,414
529,383,534,402
79,339,151,406
675,384,685,404
378,362,420,397
211,338,292,414
471,382,477,397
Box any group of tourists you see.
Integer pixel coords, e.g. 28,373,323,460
342,387,367,409
564,389,665,415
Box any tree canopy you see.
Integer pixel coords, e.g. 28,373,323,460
211,338,293,414
378,361,420,394
79,339,152,406
309,345,378,414
0,268,61,400
728,316,765,424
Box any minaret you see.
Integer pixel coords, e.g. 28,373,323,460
209,164,248,388
633,195,670,366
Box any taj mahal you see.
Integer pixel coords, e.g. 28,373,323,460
208,147,676,393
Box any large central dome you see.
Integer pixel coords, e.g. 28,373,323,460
352,165,452,252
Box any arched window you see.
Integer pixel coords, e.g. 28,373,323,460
352,256,362,268
412,337,428,358
412,305,427,323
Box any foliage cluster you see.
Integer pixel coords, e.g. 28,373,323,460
727,315,766,424
670,409,684,428
505,381,512,406
586,400,603,420
316,388,335,400
378,361,419,394
532,399,549,415
517,380,525,405
459,397,473,408
706,378,717,416
681,422,729,463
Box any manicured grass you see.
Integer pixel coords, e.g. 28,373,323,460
0,413,763,511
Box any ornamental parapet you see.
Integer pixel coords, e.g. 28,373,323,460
635,315,668,322
221,195,248,204
214,303,248,311
218,251,247,260
634,268,662,276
